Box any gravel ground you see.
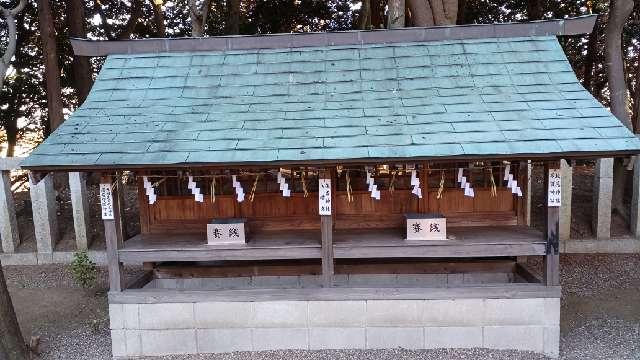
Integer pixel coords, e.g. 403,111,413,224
4,254,640,360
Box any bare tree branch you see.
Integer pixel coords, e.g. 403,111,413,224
0,0,27,90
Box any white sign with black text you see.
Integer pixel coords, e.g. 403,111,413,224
319,178,331,215
99,183,115,220
547,168,561,207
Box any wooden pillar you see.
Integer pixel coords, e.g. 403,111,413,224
69,172,91,250
101,176,124,292
0,170,20,253
319,169,334,287
115,171,129,242
544,161,560,286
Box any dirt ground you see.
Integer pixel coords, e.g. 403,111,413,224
4,254,640,360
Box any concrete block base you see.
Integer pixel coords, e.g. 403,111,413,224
110,294,560,358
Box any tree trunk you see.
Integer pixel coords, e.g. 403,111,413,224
387,0,405,28
0,264,28,360
0,0,26,91
65,0,93,104
408,0,434,26
633,60,640,133
605,0,634,128
5,116,17,157
189,0,212,37
408,0,457,26
526,0,542,20
38,0,65,132
583,18,600,93
456,0,466,24
358,0,371,29
227,0,240,34
605,0,634,218
371,0,382,28
150,0,166,37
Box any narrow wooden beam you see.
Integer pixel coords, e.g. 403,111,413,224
319,169,334,287
114,171,128,243
137,175,150,234
544,161,561,286
102,176,125,292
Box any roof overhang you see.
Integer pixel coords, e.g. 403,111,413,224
70,15,597,57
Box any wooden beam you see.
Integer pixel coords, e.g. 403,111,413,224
543,161,560,286
109,284,562,304
114,171,128,242
102,176,125,292
70,15,597,56
320,169,334,287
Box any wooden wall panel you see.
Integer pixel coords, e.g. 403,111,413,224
145,187,517,234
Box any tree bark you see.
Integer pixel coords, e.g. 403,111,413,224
95,0,142,40
189,0,213,37
583,18,600,93
227,0,240,34
38,0,64,132
0,0,27,90
633,58,640,133
371,0,382,28
65,0,93,104
387,0,405,28
456,0,466,24
0,264,28,360
605,0,634,128
150,0,166,37
358,0,371,29
604,0,634,219
408,0,457,26
527,0,543,20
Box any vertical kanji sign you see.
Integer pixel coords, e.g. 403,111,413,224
547,168,561,207
100,183,115,220
319,178,331,215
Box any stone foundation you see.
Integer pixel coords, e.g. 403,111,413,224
110,294,559,358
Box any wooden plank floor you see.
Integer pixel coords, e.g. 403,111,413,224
334,226,546,258
119,226,545,263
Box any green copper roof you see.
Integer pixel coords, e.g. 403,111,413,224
22,35,640,169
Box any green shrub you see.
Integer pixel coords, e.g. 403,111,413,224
70,250,98,289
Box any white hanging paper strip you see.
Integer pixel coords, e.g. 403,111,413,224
372,189,381,200
145,186,155,197
237,191,245,202
511,180,518,194
507,174,514,188
283,189,291,197
410,170,419,186
464,182,471,197
366,171,372,185
457,168,463,183
143,176,151,189
187,176,196,189
460,176,467,189
279,180,287,191
516,186,523,197
192,187,201,195
232,175,240,188
470,187,475,197
416,187,423,198
195,193,204,202
148,193,157,204
504,164,511,181
277,172,283,184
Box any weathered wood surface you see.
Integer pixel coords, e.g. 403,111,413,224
103,176,125,292
544,162,561,287
154,259,518,279
119,230,322,263
321,214,333,287
144,188,517,234
110,283,562,304
119,226,544,263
